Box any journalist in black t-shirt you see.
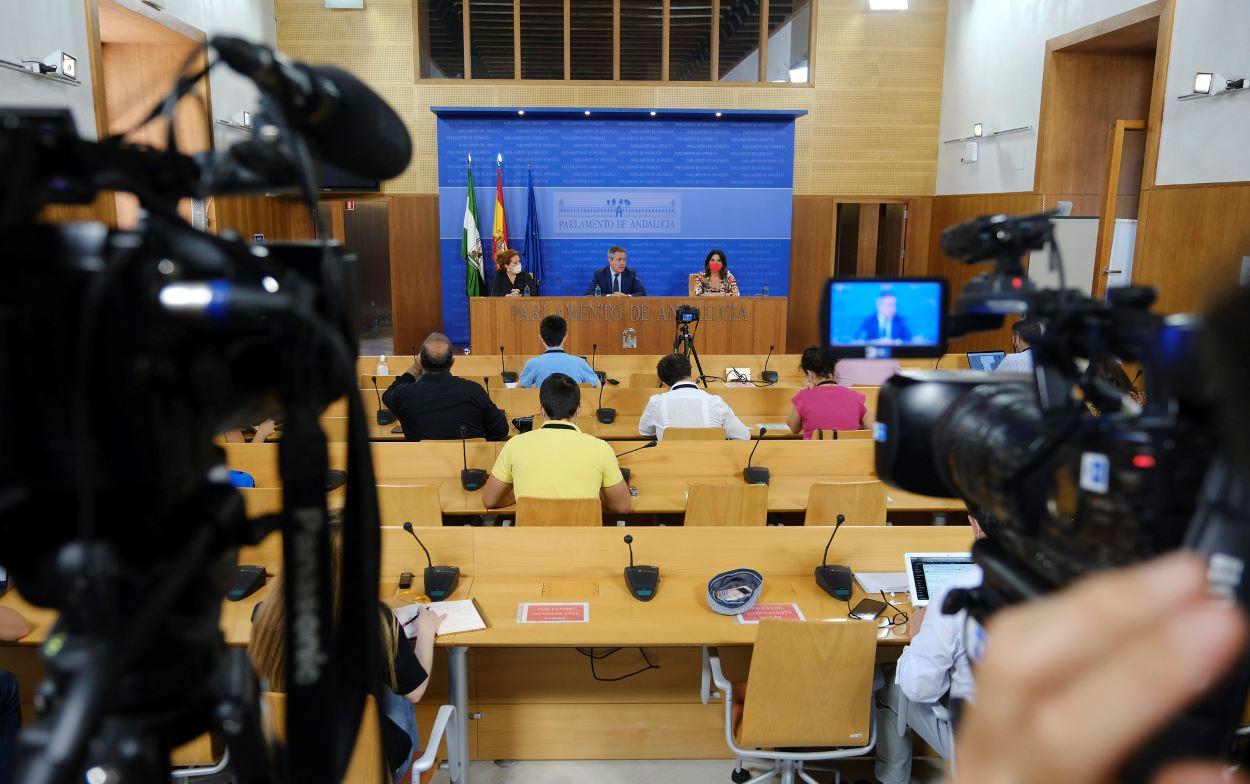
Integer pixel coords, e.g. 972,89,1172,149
383,332,509,442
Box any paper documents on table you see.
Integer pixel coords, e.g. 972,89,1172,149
395,598,487,637
756,422,790,432
854,572,910,594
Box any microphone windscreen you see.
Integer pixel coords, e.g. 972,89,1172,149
308,66,412,181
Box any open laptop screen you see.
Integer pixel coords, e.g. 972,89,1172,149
967,351,1006,372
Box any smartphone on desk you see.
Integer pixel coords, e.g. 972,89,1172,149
850,598,886,621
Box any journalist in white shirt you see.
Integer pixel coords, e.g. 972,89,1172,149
874,514,987,784
995,317,1043,374
638,354,750,441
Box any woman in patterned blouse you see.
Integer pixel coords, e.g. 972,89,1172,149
693,249,740,297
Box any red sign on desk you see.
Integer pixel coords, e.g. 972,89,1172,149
518,602,590,623
736,603,806,625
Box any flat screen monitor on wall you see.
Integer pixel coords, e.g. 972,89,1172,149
317,160,380,192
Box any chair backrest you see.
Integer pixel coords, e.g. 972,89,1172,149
262,692,389,782
936,353,970,370
738,619,876,747
803,480,888,525
515,497,603,526
684,484,768,526
811,429,873,441
629,372,663,389
239,487,348,517
664,427,726,441
377,484,443,526
688,272,700,296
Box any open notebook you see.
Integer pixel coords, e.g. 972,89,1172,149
395,598,487,637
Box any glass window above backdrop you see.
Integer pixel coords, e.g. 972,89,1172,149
415,0,813,83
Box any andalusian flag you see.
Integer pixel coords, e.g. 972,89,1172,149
492,153,510,260
462,157,485,297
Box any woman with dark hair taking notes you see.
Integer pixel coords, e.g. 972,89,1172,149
490,247,539,297
787,347,868,438
693,249,740,297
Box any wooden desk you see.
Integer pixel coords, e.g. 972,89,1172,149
469,296,788,355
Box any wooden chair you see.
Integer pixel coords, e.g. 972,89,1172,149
262,692,459,784
937,353,970,370
238,487,347,517
376,484,443,526
810,429,873,440
804,480,888,525
708,620,877,782
629,372,663,389
514,497,603,526
684,484,768,526
688,272,700,296
664,427,726,441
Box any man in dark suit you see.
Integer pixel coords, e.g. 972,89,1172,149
383,333,510,441
854,292,912,344
585,246,646,296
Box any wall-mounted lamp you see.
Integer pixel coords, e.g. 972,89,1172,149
45,50,76,79
972,122,983,138
1194,72,1214,95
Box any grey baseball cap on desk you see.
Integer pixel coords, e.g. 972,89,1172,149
707,568,764,615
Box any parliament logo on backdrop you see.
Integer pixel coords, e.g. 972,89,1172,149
555,192,681,234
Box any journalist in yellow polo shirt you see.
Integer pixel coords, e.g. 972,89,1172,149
482,374,633,514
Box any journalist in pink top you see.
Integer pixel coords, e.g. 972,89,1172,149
788,347,868,439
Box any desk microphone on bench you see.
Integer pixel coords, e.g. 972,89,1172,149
814,515,853,601
742,426,770,485
460,424,488,490
614,439,657,484
500,345,518,385
403,522,460,600
371,376,396,426
760,344,778,384
596,377,621,424
623,535,660,601
591,342,607,384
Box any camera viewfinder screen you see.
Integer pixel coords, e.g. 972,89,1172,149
827,280,944,357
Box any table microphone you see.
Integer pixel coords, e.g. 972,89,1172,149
500,345,518,385
623,535,660,601
591,342,606,383
814,515,853,601
596,377,620,423
760,345,778,384
743,426,770,485
403,522,460,600
459,425,488,490
614,439,657,484
371,376,396,426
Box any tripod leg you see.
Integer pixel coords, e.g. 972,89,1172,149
689,340,709,388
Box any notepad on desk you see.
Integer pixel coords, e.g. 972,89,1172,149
854,572,910,594
396,598,487,637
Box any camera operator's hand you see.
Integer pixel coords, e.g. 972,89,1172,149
955,553,1248,784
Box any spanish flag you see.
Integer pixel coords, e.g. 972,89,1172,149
492,154,510,263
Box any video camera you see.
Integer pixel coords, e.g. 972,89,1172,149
0,37,412,784
821,211,1250,778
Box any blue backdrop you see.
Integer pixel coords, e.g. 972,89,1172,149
433,107,804,345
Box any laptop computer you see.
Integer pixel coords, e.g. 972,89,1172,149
904,552,976,607
966,350,1006,372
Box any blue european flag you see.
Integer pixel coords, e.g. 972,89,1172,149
522,167,544,285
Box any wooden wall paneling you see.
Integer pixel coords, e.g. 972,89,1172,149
786,195,835,351
83,0,111,140
925,193,1044,353
209,196,316,242
1132,184,1250,315
389,194,444,353
856,204,880,276
1141,0,1175,190
902,197,931,276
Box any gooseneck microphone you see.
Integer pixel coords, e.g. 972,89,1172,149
596,376,618,424
760,344,778,384
372,376,396,426
622,534,660,601
500,345,518,385
212,36,412,181
459,424,488,490
743,426,770,485
814,515,853,601
614,439,657,484
591,342,607,383
402,522,460,600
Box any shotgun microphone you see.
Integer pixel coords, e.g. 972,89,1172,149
500,345,518,385
743,426,770,485
614,439,657,484
623,535,660,601
760,345,778,384
460,424,488,490
591,343,606,383
372,376,396,425
596,376,620,423
814,515,853,601
403,522,460,600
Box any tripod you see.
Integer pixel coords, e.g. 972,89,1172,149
673,322,710,388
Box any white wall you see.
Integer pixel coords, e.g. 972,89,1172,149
1155,0,1250,184
0,0,99,137
158,0,278,149
935,0,1156,195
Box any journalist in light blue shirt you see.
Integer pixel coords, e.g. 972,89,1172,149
519,314,600,388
